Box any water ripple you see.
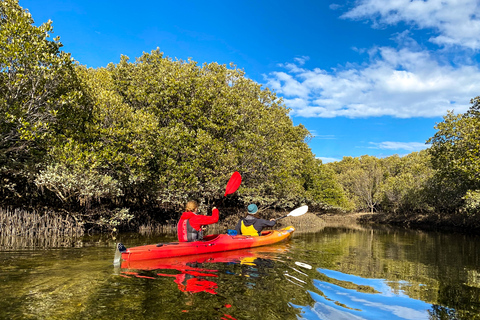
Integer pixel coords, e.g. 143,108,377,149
293,268,432,320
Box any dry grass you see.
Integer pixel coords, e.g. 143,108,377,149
0,208,84,249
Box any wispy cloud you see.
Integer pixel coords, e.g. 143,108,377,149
317,156,341,163
264,0,480,119
315,135,336,140
369,141,429,151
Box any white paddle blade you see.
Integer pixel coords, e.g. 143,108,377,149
288,205,308,217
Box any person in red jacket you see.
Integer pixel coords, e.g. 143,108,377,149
177,200,219,242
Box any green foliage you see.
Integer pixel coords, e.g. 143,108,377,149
96,208,134,228
105,50,335,210
427,97,480,212
378,151,434,213
35,162,123,207
462,190,480,216
331,98,480,216
329,155,384,212
0,3,350,227
329,152,435,214
304,159,352,210
0,0,90,203
428,110,480,184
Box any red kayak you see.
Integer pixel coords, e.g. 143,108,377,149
115,226,295,262
120,244,290,270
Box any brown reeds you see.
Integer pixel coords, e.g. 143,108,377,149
138,223,177,235
0,208,84,249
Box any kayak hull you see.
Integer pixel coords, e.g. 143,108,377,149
118,226,295,261
120,244,289,270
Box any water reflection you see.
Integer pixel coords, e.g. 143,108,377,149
290,227,480,320
293,268,431,320
1,226,480,319
117,246,288,295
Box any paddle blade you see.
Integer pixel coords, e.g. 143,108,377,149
288,205,308,217
224,171,242,196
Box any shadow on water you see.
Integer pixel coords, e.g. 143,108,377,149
1,223,480,319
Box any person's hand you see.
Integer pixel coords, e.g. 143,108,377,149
270,218,275,221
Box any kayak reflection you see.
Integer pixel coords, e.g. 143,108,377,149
119,245,289,295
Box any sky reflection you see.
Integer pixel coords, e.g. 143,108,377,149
292,268,431,320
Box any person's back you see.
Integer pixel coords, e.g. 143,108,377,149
177,201,219,242
235,204,276,236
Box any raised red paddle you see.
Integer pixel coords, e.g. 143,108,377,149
224,171,241,197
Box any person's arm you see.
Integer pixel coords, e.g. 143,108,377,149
235,219,242,234
195,207,219,226
259,218,276,227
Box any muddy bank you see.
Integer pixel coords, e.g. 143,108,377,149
316,212,372,231
358,211,480,234
288,211,480,234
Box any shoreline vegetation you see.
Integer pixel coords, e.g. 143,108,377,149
2,207,479,251
1,0,480,239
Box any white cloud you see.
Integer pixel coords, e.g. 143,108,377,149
264,1,480,119
317,156,341,163
294,56,310,66
264,45,480,118
315,135,336,140
369,141,429,151
341,0,480,50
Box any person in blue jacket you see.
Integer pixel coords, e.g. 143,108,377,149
235,204,276,236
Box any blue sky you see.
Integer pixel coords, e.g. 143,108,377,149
19,0,480,163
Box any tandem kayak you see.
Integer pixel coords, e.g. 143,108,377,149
115,226,295,262
119,244,289,270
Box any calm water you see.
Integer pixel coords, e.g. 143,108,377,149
1,226,479,320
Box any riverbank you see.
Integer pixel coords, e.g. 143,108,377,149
317,212,371,230
357,211,480,234
3,206,480,241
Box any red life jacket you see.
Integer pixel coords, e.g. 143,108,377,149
177,212,203,242
177,208,219,242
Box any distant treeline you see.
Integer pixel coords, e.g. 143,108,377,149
326,97,480,221
1,0,479,231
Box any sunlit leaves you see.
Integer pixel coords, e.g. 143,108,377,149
329,152,435,214
378,151,434,213
106,49,335,210
0,0,90,203
426,98,480,213
1,2,347,219
329,156,384,213
429,110,480,183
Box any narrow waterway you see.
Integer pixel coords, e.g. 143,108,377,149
0,225,479,319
